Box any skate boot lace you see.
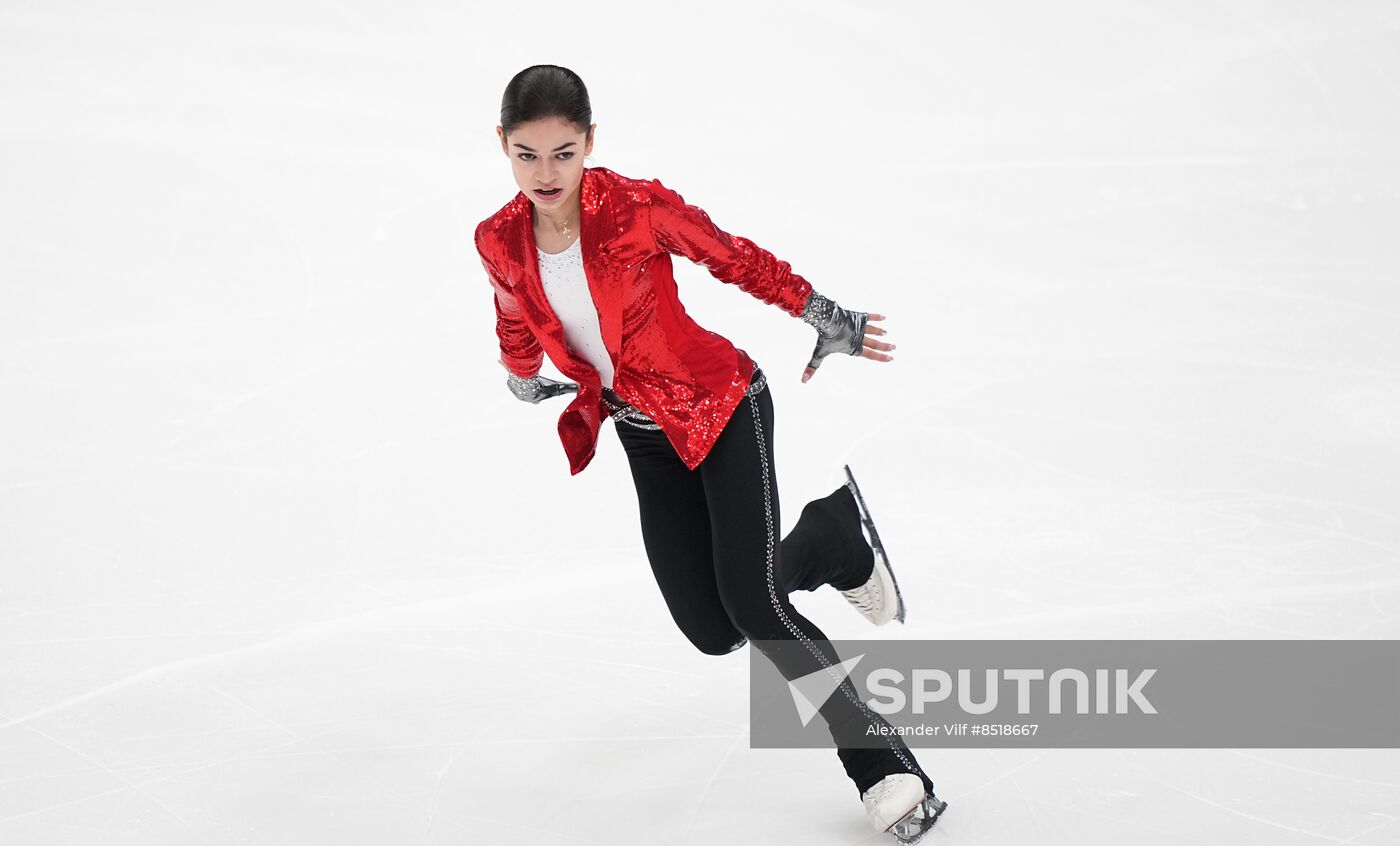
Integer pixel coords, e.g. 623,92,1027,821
840,571,884,617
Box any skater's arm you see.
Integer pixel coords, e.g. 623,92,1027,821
642,178,893,383
490,284,544,378
644,177,813,317
476,227,544,378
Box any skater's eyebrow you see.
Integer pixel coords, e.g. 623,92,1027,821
512,141,578,152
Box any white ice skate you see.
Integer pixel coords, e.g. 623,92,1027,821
839,465,908,625
862,773,948,843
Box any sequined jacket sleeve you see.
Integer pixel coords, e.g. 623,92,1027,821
645,178,814,317
475,224,543,378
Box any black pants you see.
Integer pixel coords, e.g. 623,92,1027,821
613,366,935,799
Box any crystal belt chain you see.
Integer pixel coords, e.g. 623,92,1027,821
603,368,768,430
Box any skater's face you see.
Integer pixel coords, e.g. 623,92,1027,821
498,116,594,215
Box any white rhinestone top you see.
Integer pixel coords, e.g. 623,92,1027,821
536,235,582,265
536,237,615,389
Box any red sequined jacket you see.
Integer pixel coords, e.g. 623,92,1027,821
474,165,813,475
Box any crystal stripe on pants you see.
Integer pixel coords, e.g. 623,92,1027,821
612,364,935,799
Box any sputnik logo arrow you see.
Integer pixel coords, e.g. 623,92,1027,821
787,653,867,727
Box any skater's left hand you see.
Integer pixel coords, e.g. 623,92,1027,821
799,292,895,383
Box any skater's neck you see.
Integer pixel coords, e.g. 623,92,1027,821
533,202,580,234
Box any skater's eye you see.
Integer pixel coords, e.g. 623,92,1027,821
517,153,574,161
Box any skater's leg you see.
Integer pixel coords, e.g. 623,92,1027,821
779,485,875,593
697,370,934,799
616,421,746,656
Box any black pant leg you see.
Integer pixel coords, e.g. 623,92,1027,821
696,377,935,799
615,420,747,656
780,484,876,593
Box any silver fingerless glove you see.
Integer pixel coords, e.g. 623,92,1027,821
506,373,579,404
800,291,868,372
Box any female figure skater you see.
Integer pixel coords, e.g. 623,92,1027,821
474,65,947,842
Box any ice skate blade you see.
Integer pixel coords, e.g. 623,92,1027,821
887,793,948,844
843,464,908,624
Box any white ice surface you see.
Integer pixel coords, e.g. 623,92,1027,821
2,2,1399,844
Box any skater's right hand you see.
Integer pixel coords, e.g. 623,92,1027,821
506,373,579,404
